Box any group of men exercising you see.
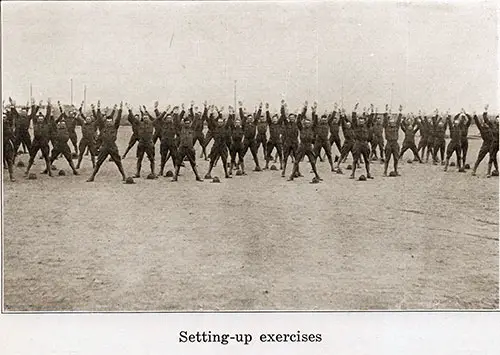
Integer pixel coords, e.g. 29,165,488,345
3,97,499,183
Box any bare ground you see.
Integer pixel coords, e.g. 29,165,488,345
3,127,498,311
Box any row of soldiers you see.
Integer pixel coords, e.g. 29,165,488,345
2,97,499,182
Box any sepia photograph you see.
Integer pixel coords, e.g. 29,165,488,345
2,0,498,312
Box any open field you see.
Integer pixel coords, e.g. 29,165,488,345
2,126,498,311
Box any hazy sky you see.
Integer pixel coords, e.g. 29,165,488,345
2,1,498,113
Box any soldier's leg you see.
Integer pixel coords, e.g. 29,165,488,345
76,139,87,169
306,149,321,180
135,144,145,178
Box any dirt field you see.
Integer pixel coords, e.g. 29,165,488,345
2,126,498,311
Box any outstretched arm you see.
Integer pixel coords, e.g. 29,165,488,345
265,102,271,125
114,102,123,129
77,102,87,125
254,102,263,124
280,100,287,120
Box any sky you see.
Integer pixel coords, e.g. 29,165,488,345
2,0,498,113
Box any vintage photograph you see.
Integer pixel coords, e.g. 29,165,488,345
2,0,498,311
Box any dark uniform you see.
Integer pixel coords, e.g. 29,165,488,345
471,112,493,175
459,113,472,167
229,117,245,175
191,107,207,160
337,113,356,166
281,106,300,177
432,115,446,164
87,107,126,182
240,106,262,171
65,110,79,156
444,114,463,171
13,108,32,156
416,117,430,161
328,111,342,157
122,125,139,159
47,113,79,175
173,117,202,181
157,111,178,176
76,107,98,169
370,115,384,160
400,118,422,162
313,113,334,171
128,109,156,178
265,111,283,169
383,112,402,176
256,117,268,161
351,112,373,179
485,115,499,176
425,117,436,162
288,107,320,181
25,104,53,177
3,109,16,181
205,112,230,179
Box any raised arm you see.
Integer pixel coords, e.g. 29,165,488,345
482,105,491,126
202,102,208,122
114,102,123,129
126,104,136,125
351,103,359,125
142,105,155,121
280,100,287,120
96,100,102,120
29,99,40,122
189,101,195,119
254,102,263,124
76,101,87,125
465,112,472,128
45,99,52,121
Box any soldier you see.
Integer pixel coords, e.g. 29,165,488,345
86,102,127,182
3,99,16,181
334,108,355,172
443,110,466,172
24,99,53,177
76,101,98,169
383,105,402,177
313,109,334,172
327,103,342,160
416,111,430,162
280,100,301,178
264,103,283,170
288,101,321,182
471,105,493,176
190,101,208,160
172,114,203,182
484,109,499,177
370,109,384,161
128,104,157,178
350,103,374,179
256,112,268,162
44,101,79,175
459,110,472,167
204,108,231,179
239,101,262,171
432,111,447,165
399,114,423,163
12,101,32,158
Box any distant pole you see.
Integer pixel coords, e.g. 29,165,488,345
70,78,73,106
390,82,394,110
84,85,87,111
315,28,319,101
29,83,32,101
341,78,344,110
234,80,237,111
